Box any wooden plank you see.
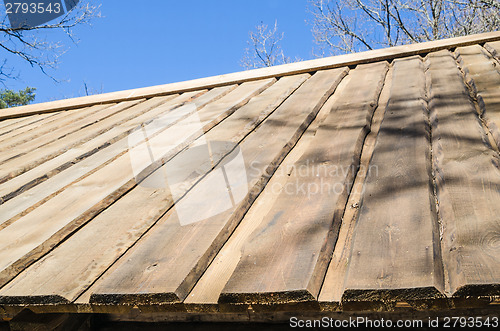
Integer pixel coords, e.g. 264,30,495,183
339,56,445,304
455,44,500,149
219,62,388,305
318,66,393,306
185,74,350,306
87,68,347,305
0,89,223,227
0,99,148,183
427,50,500,297
0,105,108,150
0,113,56,136
484,40,500,63
0,75,308,305
0,79,274,290
0,88,233,206
2,32,499,120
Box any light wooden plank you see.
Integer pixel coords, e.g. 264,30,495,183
87,68,347,305
456,44,500,149
318,66,393,305
0,113,56,136
185,75,349,306
0,87,236,206
0,98,162,183
484,40,500,63
0,79,274,290
0,89,222,226
219,62,388,305
427,50,500,297
340,56,445,304
2,32,499,120
0,105,107,150
0,75,308,305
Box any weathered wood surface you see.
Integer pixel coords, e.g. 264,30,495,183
427,50,500,297
0,75,307,305
0,88,230,223
318,66,393,305
340,56,445,303
484,40,500,62
0,99,145,183
456,44,500,149
0,112,62,143
87,69,348,305
219,62,388,305
0,79,273,290
184,72,358,306
1,32,499,121
0,104,117,162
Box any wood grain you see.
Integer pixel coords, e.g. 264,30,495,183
0,75,306,305
87,69,348,305
185,73,355,306
0,89,226,227
0,79,273,291
427,50,500,297
1,32,499,120
455,44,500,149
219,62,388,305
318,66,393,305
340,56,445,304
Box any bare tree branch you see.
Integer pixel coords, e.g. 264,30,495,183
309,0,500,55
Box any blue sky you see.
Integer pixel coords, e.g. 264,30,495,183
5,0,315,103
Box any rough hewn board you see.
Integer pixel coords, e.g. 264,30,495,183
0,99,146,183
455,45,500,149
219,62,388,305
427,50,500,297
0,79,274,290
339,57,445,304
0,89,220,227
318,67,393,305
484,40,500,63
0,105,109,153
0,113,58,139
185,74,350,306
87,68,348,305
0,75,307,305
2,32,499,120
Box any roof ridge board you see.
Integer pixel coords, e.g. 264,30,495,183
2,30,500,121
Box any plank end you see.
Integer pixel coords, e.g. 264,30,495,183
342,286,446,303
453,284,500,298
218,289,316,305
89,292,181,305
0,294,70,305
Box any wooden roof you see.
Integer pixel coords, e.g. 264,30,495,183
1,32,500,323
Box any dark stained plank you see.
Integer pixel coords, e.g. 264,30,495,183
0,88,231,225
0,75,308,304
318,66,393,305
87,68,348,305
0,79,274,290
339,56,445,304
427,50,500,297
455,44,500,149
219,62,388,305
